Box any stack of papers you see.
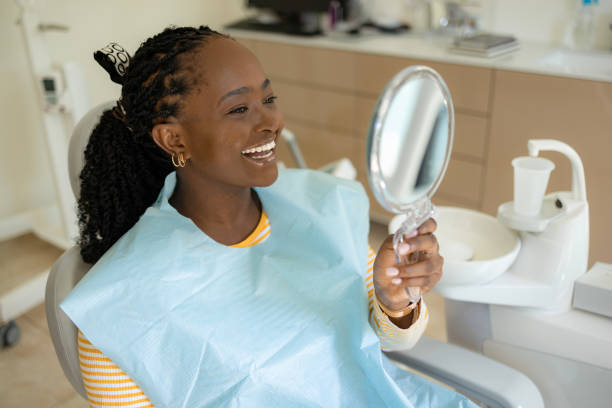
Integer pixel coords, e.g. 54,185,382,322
450,33,519,58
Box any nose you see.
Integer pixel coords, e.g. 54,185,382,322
254,104,283,135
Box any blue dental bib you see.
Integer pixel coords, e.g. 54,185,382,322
62,169,474,408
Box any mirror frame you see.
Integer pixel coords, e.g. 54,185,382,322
367,65,455,214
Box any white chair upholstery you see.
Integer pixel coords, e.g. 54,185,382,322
45,102,544,407
45,101,112,399
45,247,90,399
67,101,114,198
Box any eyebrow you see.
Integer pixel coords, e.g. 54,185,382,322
218,78,271,105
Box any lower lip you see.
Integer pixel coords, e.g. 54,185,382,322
242,149,276,166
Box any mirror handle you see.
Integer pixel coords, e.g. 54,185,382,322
392,197,436,303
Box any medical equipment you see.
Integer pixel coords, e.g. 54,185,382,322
426,139,612,407
0,1,91,349
46,101,542,407
14,0,89,246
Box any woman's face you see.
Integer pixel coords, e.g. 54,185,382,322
178,38,284,188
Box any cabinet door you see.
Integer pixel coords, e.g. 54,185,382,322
354,54,493,114
273,81,357,135
485,70,612,264
252,40,357,91
454,113,488,161
437,158,484,207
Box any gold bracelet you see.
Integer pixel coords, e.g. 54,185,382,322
374,292,417,319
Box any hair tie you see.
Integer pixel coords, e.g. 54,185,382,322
112,99,133,132
94,42,131,85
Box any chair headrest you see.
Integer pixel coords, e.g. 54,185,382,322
67,101,115,199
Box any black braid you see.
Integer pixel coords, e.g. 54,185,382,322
78,26,228,264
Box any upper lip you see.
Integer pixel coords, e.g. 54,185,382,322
241,137,276,154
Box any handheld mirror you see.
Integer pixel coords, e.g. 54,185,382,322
366,65,454,302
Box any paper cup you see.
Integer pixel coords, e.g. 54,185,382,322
512,157,555,216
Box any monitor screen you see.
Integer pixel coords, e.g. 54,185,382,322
248,0,331,13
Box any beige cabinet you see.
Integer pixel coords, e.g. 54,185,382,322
238,37,611,264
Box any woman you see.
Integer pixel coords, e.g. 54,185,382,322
62,26,475,407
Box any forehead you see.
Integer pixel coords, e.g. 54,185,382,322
196,38,267,98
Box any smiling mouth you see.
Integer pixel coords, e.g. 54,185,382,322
241,140,276,164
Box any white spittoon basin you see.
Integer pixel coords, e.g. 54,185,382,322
435,207,521,287
390,207,521,287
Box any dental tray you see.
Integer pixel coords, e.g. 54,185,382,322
497,196,566,232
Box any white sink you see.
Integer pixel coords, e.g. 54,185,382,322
433,207,521,287
534,49,612,77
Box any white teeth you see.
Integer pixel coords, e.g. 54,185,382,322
258,150,273,159
241,140,276,154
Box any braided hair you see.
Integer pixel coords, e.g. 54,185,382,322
78,26,227,264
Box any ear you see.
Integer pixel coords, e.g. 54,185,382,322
151,123,189,159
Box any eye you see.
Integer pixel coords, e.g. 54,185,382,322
228,106,248,115
264,95,278,104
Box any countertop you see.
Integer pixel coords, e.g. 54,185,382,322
227,28,612,83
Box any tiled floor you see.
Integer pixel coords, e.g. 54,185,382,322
0,303,85,407
0,234,84,407
0,223,447,407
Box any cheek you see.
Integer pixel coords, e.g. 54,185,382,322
190,129,244,167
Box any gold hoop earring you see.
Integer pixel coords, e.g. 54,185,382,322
171,152,186,168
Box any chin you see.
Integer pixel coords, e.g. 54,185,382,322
251,163,279,187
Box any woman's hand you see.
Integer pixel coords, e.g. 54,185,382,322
372,218,443,314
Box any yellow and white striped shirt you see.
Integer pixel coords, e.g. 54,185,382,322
78,211,428,407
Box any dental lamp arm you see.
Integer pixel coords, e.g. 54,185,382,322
385,336,544,408
527,139,587,202
281,128,308,169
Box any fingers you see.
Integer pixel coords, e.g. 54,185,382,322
394,256,443,279
390,261,443,291
397,233,439,258
378,218,437,259
391,276,433,291
417,217,437,235
376,252,444,303
374,232,441,283
373,235,399,270
384,260,429,282
374,279,415,310
372,219,443,310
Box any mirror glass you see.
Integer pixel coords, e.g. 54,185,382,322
367,65,454,214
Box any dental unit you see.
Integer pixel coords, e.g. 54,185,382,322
410,139,612,408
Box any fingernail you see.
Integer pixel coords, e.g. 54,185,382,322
385,267,399,277
398,243,411,256
391,278,402,285
405,230,418,239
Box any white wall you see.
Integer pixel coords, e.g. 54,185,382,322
0,0,249,221
483,0,612,50
409,0,612,49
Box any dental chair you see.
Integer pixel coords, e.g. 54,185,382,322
46,102,544,407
